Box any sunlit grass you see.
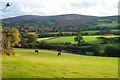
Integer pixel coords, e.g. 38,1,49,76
2,48,118,78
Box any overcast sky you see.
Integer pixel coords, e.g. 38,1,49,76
0,0,119,19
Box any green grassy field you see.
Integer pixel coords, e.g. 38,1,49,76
96,22,118,28
2,48,118,78
37,35,117,44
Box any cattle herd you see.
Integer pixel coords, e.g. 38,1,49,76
35,49,62,56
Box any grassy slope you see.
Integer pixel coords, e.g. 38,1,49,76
2,48,118,78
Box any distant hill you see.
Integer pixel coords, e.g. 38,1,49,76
2,14,118,26
2,14,118,25
2,14,99,25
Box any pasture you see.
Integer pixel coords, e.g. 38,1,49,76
37,35,117,44
2,48,118,78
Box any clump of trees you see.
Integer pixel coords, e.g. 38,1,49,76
74,33,83,46
27,34,38,48
89,44,101,56
20,33,38,49
100,27,111,35
74,33,89,46
2,28,21,56
104,46,120,57
27,34,37,43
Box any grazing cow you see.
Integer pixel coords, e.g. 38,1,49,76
57,50,62,56
35,49,39,54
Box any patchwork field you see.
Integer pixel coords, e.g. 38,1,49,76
2,48,118,78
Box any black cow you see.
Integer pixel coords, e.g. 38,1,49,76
57,50,62,56
35,49,39,54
